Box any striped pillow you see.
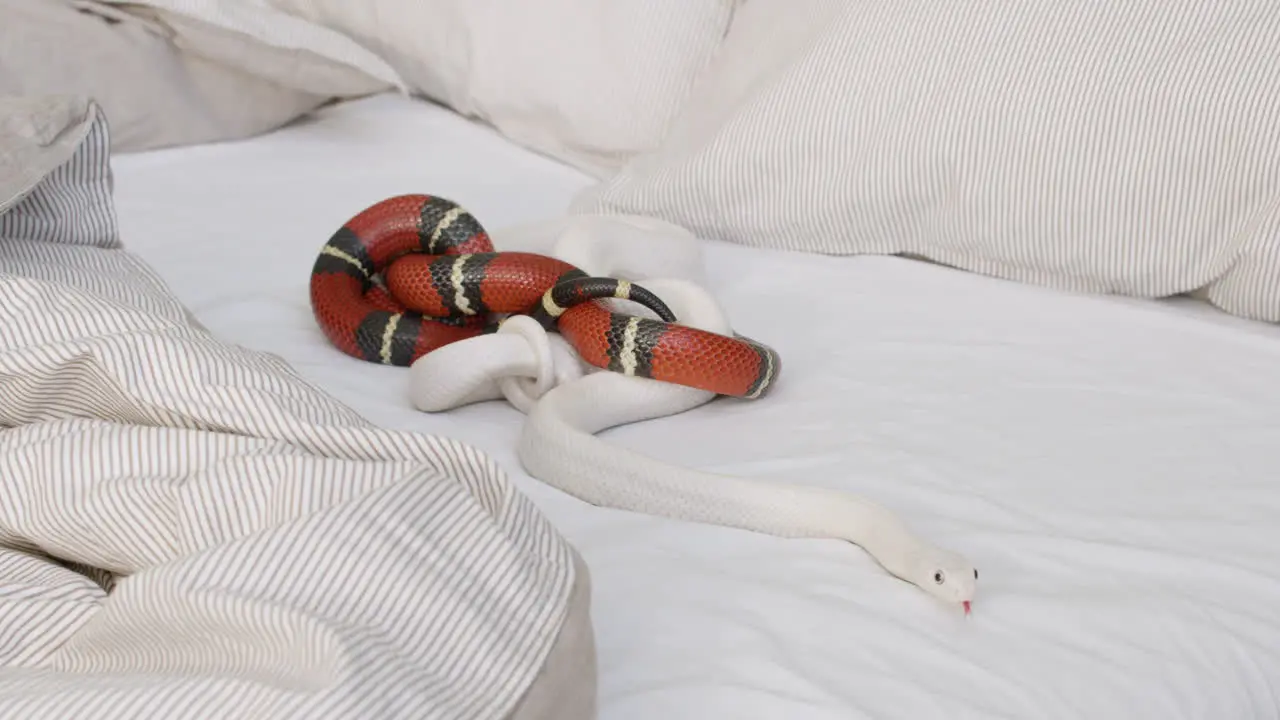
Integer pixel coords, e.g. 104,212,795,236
573,0,1280,322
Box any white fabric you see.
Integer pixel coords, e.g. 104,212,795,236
574,0,1280,324
1,1,343,155
109,0,736,176
113,94,1280,719
99,0,402,95
0,96,583,719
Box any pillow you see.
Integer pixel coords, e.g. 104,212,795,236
0,95,118,248
572,0,1280,323
113,0,739,176
0,1,386,154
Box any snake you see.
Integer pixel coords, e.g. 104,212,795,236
310,194,979,614
309,194,781,399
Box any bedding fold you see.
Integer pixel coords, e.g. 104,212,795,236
0,95,595,720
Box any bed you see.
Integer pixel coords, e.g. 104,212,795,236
103,93,1280,718
6,2,1280,718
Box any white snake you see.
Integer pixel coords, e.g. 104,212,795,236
406,215,978,613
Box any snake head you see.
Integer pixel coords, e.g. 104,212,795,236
910,548,978,612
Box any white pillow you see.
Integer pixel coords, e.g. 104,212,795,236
301,0,736,175
572,0,1280,323
129,0,737,177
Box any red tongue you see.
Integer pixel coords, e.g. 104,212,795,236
963,601,971,616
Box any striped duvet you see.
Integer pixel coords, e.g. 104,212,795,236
0,95,594,719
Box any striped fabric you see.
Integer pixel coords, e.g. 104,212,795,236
0,96,592,719
104,0,738,177
574,0,1280,323
0,100,118,249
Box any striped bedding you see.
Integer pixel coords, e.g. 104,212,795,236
0,95,594,719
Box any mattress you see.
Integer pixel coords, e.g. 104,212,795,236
111,94,1280,719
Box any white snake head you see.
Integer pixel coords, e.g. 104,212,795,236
910,548,978,614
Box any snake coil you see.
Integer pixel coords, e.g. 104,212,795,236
309,194,781,398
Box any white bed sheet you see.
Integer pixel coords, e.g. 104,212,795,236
111,94,1280,719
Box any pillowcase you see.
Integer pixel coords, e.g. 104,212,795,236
112,0,738,176
572,0,1280,323
0,1,386,154
0,95,119,248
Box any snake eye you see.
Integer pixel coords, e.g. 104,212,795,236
934,571,945,585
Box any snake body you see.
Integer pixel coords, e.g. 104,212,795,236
311,194,979,613
309,194,781,399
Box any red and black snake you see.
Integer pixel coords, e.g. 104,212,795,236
309,194,781,399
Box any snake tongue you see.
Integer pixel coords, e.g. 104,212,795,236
962,601,971,616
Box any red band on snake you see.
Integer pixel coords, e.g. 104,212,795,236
309,194,781,399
